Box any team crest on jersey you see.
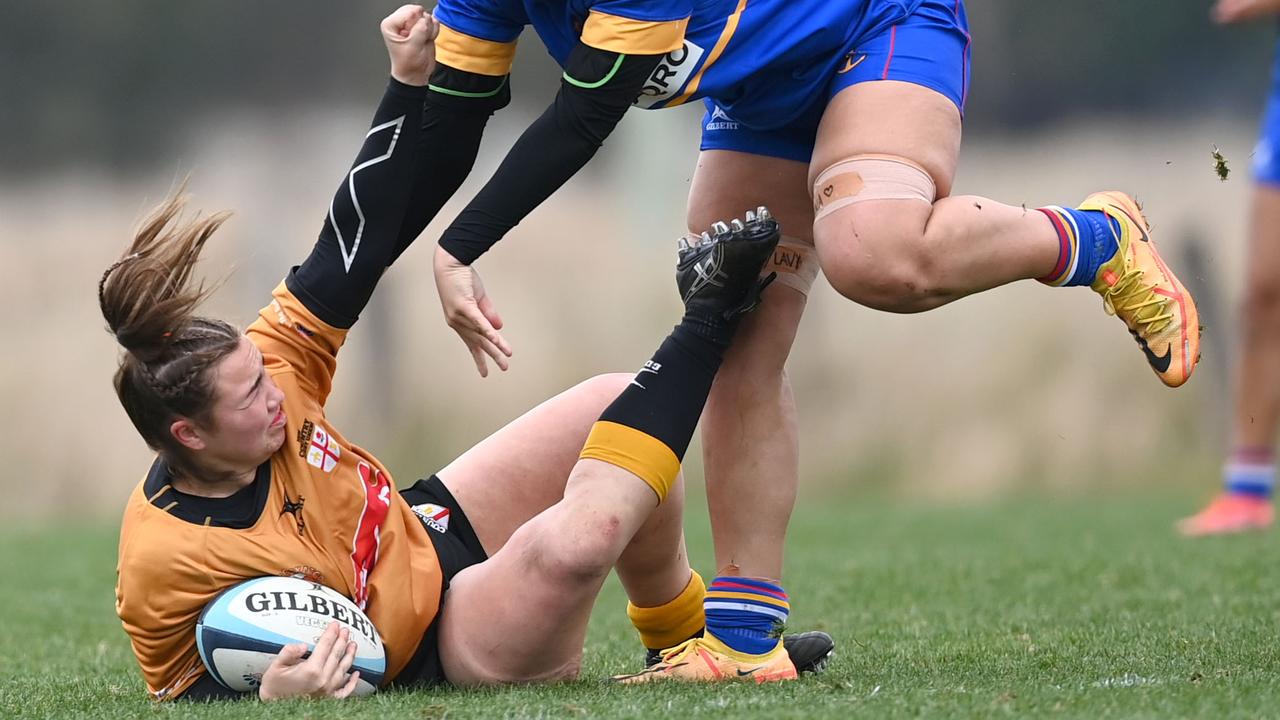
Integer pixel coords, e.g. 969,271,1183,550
279,565,324,583
411,503,451,534
635,40,705,109
306,427,341,472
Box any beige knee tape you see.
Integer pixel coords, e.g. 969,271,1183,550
766,236,819,296
811,154,936,222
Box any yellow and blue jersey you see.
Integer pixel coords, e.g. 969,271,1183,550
432,0,927,131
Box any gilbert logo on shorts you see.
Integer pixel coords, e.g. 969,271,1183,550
307,427,341,472
634,40,705,109
705,106,738,131
411,503,451,534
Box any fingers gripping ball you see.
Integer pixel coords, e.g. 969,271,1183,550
196,577,386,695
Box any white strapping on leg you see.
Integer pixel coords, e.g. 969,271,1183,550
811,154,936,223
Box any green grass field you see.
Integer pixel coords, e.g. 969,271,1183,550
3,493,1279,719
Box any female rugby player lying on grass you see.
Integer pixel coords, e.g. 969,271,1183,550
104,6,826,701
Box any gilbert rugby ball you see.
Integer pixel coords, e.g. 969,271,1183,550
195,576,385,695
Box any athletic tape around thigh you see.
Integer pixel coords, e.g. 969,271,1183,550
811,154,936,222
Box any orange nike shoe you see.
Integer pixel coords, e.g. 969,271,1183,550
1177,494,1274,537
1082,191,1200,387
613,634,797,684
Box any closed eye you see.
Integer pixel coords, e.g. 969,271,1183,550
238,352,267,409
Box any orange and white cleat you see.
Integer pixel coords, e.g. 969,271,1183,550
612,634,797,684
1177,494,1274,537
1082,191,1200,387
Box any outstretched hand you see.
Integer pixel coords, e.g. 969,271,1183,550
434,246,513,377
258,621,361,701
381,4,439,86
1212,0,1280,23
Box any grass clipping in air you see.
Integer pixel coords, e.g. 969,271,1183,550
1212,145,1230,181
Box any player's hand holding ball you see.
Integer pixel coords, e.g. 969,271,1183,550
258,621,360,700
381,4,438,86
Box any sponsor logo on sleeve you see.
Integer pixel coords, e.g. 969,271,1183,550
271,299,292,327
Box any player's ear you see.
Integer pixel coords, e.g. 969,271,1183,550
171,418,206,451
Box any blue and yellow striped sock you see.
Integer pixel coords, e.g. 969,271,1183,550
704,577,788,656
1036,206,1120,287
1225,447,1275,499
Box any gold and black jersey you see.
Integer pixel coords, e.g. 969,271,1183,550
115,284,443,700
116,77,448,701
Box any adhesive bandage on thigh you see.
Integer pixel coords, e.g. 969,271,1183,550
811,154,937,222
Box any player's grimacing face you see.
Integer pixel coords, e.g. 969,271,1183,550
201,336,288,467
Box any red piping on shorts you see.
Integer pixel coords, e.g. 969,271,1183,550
956,1,971,108
881,24,897,79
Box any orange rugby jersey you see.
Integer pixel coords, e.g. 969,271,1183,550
115,281,442,700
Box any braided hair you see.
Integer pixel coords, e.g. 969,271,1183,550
99,183,241,482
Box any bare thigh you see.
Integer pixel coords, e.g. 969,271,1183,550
1244,185,1280,292
690,150,813,239
436,373,630,554
807,82,1058,310
688,149,811,392
810,80,961,196
437,461,660,685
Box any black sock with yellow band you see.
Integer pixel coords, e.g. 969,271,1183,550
578,316,733,502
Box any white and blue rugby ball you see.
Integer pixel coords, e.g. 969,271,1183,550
196,576,386,695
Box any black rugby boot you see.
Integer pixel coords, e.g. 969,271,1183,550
676,206,781,336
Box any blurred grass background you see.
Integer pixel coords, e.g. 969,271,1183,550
1,1,1271,519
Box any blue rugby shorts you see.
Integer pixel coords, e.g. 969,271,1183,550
700,0,971,164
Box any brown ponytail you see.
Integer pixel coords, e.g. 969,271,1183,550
99,183,241,481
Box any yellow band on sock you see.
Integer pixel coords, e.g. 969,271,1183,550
579,421,680,502
627,570,706,650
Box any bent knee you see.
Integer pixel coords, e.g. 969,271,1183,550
814,219,941,313
522,515,619,586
